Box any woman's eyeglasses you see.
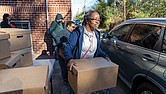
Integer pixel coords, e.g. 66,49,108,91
89,18,100,21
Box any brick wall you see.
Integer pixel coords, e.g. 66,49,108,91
0,0,71,55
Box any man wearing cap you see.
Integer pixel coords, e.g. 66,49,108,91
1,13,16,28
49,13,66,60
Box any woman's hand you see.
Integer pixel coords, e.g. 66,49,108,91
67,59,77,71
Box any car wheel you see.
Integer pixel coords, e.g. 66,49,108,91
136,82,163,94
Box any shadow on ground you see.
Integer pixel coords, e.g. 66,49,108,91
36,50,54,60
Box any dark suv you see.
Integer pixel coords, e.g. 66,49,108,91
101,18,166,94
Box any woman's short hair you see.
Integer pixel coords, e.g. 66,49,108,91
82,10,100,25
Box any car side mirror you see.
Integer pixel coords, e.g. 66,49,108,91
102,33,108,38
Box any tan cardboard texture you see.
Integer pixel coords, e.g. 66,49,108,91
0,33,11,60
0,64,8,69
0,33,9,40
33,59,55,81
0,53,21,69
0,65,49,94
11,48,33,67
68,57,119,94
0,28,31,51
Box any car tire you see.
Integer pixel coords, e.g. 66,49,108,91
136,82,163,94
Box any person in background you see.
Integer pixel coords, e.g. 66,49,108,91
49,13,65,60
64,10,110,94
1,13,16,28
55,21,76,44
55,21,76,83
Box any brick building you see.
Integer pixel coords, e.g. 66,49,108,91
0,0,71,55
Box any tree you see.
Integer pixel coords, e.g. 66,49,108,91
94,0,123,29
75,12,84,21
75,0,166,32
137,0,166,17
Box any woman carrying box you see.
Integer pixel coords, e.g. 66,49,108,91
64,10,110,94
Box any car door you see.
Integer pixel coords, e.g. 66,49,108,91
101,23,161,85
101,24,134,83
147,26,166,93
120,23,162,83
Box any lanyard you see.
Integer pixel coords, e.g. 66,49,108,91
81,44,92,59
81,34,93,59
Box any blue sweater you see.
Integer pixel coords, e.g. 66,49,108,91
64,26,108,62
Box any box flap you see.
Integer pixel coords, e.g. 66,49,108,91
72,57,118,74
0,65,48,94
0,64,8,70
11,48,32,54
0,53,21,67
0,28,31,35
0,33,9,40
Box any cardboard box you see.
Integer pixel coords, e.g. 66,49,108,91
0,53,21,69
0,65,49,94
0,28,31,51
68,57,119,94
32,59,55,81
32,59,55,94
0,33,11,60
11,48,33,67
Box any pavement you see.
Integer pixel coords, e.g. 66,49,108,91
35,52,133,94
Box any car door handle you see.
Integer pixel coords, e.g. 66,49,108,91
113,40,120,49
115,44,120,49
142,54,156,62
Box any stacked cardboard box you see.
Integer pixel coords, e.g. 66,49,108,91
0,33,10,60
0,53,21,69
68,57,119,94
0,28,31,51
0,65,49,94
0,29,51,94
0,33,21,69
0,28,33,68
11,48,33,67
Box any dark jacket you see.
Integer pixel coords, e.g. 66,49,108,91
1,20,15,28
55,29,71,45
49,14,65,46
64,26,108,62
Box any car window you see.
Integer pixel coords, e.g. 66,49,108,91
110,24,133,41
162,29,166,52
127,24,161,50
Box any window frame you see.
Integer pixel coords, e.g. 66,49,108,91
109,23,134,42
126,22,164,51
161,27,166,52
